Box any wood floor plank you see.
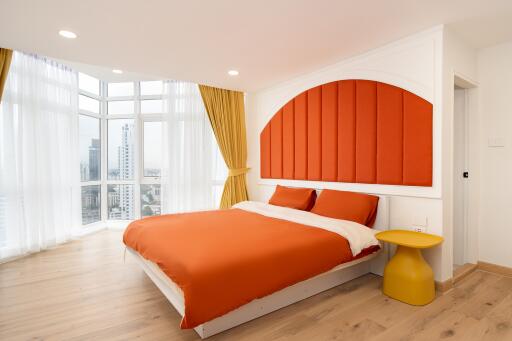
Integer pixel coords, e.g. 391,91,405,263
370,270,503,341
2,230,512,341
454,275,512,320
457,293,512,341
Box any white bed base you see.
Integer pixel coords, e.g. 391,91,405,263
128,195,390,339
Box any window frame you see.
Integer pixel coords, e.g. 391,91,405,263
79,77,103,227
79,72,101,96
78,114,101,183
107,82,135,98
80,78,165,228
104,81,140,222
140,116,163,183
78,92,102,114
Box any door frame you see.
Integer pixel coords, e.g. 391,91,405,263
453,72,478,269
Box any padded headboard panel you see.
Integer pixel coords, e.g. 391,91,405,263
260,80,433,186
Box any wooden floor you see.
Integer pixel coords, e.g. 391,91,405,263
1,231,512,341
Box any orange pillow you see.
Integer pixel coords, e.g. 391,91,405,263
268,185,317,211
310,190,379,227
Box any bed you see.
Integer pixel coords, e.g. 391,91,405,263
124,194,389,339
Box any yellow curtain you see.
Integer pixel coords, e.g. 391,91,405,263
0,48,13,102
198,84,249,208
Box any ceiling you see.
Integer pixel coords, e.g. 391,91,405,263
1,0,511,91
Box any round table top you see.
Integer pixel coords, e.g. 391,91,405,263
376,230,444,249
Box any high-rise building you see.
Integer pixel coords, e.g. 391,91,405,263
88,138,100,180
117,123,135,219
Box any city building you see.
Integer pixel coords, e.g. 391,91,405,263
88,138,100,180
116,123,135,220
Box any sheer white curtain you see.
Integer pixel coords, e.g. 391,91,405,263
0,52,81,260
161,81,226,213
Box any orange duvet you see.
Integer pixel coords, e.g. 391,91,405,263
123,208,378,329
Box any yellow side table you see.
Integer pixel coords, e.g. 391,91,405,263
376,230,443,306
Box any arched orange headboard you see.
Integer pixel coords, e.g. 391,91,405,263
260,80,432,186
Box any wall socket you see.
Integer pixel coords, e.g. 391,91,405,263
412,226,426,233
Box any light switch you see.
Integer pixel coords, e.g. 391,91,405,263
488,137,505,147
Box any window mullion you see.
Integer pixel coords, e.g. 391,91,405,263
134,81,142,220
100,80,108,223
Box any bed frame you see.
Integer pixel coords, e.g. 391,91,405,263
128,195,389,339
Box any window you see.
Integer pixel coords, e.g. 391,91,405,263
143,121,162,177
77,76,225,228
79,74,102,226
81,185,101,224
108,82,134,97
108,184,135,220
79,115,101,182
79,72,100,95
141,184,161,217
107,119,135,180
139,82,164,216
141,81,163,95
79,94,99,114
141,99,164,113
108,100,134,115
106,83,137,221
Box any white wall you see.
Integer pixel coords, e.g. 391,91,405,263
476,40,512,268
243,23,512,280
245,27,448,280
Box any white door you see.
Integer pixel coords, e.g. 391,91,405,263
453,88,469,266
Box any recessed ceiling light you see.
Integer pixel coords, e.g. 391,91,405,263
228,70,239,76
58,30,77,39
112,69,123,74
